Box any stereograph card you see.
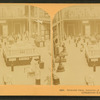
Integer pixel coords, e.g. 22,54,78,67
0,2,99,96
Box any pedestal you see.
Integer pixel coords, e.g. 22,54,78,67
53,74,60,85
93,66,96,72
35,79,41,85
53,78,60,85
57,62,65,72
39,62,44,69
11,62,14,72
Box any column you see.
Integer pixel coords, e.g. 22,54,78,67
37,8,40,35
81,21,83,36
28,5,31,39
57,24,59,45
12,20,14,35
94,20,96,35
62,20,65,40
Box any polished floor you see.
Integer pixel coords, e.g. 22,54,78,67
0,40,51,85
54,39,100,85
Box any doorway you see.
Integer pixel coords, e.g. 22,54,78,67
14,23,20,35
84,24,90,37
67,24,75,36
0,25,2,36
98,24,100,34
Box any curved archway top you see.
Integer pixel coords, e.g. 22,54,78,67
0,4,50,22
30,6,50,20
53,4,100,24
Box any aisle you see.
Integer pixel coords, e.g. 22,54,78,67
55,40,100,85
0,41,51,85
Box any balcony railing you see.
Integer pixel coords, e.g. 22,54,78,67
0,6,50,20
63,6,100,20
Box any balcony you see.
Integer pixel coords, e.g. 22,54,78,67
0,6,28,19
63,6,100,20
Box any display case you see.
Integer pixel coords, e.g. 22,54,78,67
34,36,45,47
85,44,100,66
3,41,39,66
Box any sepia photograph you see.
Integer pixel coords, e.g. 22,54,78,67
0,4,51,85
0,3,100,96
52,5,100,85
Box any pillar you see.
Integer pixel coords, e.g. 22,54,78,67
57,24,59,45
60,21,62,45
37,8,40,35
28,5,31,39
62,20,65,40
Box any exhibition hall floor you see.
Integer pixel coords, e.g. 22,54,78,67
55,39,100,85
0,40,51,85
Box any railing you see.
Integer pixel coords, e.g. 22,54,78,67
0,6,28,19
7,48,34,57
63,6,100,20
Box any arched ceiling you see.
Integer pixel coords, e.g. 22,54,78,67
53,5,100,22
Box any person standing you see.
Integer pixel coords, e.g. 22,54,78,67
35,59,41,85
54,38,59,58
